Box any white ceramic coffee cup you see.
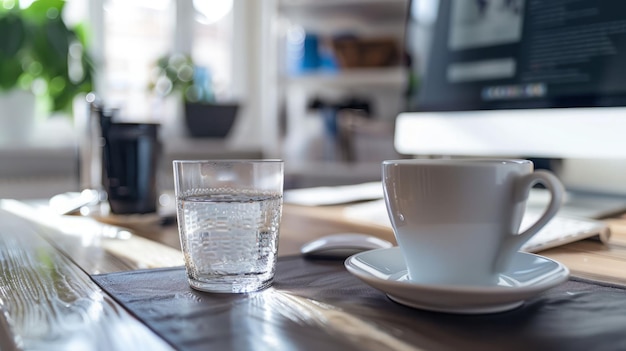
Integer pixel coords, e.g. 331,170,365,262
382,159,564,286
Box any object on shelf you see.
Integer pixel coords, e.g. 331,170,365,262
308,96,372,162
286,29,338,75
331,36,400,68
285,28,402,75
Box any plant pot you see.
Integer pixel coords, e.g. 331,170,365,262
0,90,36,145
183,102,239,138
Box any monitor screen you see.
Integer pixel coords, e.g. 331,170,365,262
411,0,626,112
397,0,626,160
394,0,626,193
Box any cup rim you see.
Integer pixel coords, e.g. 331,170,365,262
382,158,531,166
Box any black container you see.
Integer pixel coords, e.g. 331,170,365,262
101,123,161,214
184,102,239,138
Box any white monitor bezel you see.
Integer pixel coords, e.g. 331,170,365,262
394,107,626,159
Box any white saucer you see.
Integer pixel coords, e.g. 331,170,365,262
345,247,569,314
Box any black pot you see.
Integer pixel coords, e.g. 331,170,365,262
184,102,239,138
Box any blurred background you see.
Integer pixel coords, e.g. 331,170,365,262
0,0,410,199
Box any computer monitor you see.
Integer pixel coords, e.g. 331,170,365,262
397,0,626,197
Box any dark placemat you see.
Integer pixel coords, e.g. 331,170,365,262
92,257,626,351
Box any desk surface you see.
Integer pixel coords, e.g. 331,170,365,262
3,200,626,350
283,204,626,286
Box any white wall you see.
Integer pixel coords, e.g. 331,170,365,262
229,0,280,156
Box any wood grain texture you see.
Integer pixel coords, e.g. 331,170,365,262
0,199,184,275
0,209,174,351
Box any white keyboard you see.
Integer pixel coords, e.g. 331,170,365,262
343,199,610,253
520,210,609,252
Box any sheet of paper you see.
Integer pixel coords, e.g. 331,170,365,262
284,182,383,206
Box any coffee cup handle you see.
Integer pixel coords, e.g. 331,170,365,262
496,170,564,270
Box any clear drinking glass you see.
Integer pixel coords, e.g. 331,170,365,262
173,160,284,293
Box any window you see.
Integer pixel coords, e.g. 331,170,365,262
102,0,174,119
99,0,234,120
192,0,234,100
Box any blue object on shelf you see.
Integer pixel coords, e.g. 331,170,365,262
286,31,322,75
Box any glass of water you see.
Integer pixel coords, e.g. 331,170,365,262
173,160,284,293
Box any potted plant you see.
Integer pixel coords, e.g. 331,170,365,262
0,0,93,117
150,53,238,138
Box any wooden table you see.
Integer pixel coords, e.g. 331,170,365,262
282,204,626,286
7,199,626,284
3,199,626,350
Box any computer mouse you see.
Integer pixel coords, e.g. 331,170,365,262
300,233,393,259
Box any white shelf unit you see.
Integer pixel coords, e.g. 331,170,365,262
283,68,407,126
277,0,409,179
283,67,407,89
279,0,408,32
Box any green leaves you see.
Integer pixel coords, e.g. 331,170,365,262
31,17,70,78
0,13,25,91
151,53,215,104
0,0,92,114
0,13,25,56
0,57,22,90
20,0,65,24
